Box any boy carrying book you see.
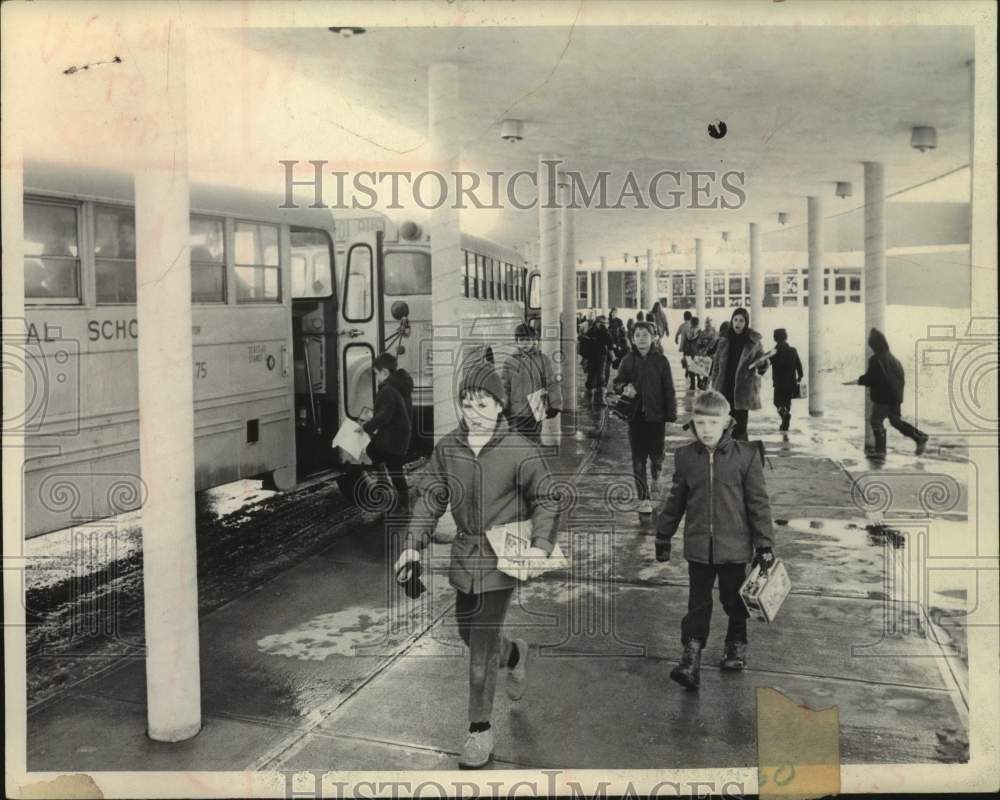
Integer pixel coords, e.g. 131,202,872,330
654,389,776,690
393,362,559,768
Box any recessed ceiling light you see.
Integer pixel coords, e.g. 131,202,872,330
328,27,366,38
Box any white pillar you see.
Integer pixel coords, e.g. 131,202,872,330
559,179,577,412
749,223,763,333
646,248,656,311
694,238,706,320
635,270,642,310
863,162,887,452
428,63,463,440
807,195,825,416
600,256,609,316
539,155,562,438
134,25,201,742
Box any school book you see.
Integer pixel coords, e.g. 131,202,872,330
485,520,569,580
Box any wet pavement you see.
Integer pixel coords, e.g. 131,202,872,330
26,354,971,771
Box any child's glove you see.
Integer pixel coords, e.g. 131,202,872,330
655,541,671,562
752,547,775,575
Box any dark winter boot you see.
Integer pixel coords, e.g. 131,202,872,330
778,407,791,431
670,640,702,690
871,428,887,460
719,640,747,671
915,433,929,456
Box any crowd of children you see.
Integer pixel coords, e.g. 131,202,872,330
350,308,927,768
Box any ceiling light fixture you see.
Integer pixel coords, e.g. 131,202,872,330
910,126,937,152
835,181,853,199
328,27,366,38
500,119,524,143
777,212,789,225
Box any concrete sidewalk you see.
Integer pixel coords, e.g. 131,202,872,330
26,356,970,771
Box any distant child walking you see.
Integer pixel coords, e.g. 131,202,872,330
612,321,677,516
655,390,776,690
394,362,560,768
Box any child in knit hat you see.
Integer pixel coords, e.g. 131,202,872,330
394,359,560,769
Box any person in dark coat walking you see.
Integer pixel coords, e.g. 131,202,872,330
394,363,559,768
847,328,929,458
581,315,614,405
360,352,414,519
655,390,776,688
709,308,768,441
612,321,678,515
500,322,562,442
768,328,804,432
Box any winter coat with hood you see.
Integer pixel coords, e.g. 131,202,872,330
362,369,413,456
500,346,563,420
710,327,767,411
655,429,775,564
404,418,560,594
770,341,804,402
857,329,905,406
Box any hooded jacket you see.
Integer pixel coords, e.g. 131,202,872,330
612,348,677,423
404,419,560,594
857,329,905,406
710,327,767,411
656,429,774,564
770,341,804,400
362,369,413,456
500,346,563,419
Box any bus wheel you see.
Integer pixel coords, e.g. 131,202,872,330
261,465,296,492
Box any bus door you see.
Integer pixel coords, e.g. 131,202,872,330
290,227,339,476
337,230,385,445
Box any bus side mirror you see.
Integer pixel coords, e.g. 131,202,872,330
391,300,410,321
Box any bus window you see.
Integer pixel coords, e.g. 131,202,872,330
95,206,137,304
190,216,226,303
343,343,375,421
475,254,484,299
235,221,281,303
528,272,541,310
344,243,373,321
384,250,431,296
463,250,471,298
24,201,81,303
290,228,334,299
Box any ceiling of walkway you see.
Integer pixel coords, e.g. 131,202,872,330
214,23,975,258
10,7,976,262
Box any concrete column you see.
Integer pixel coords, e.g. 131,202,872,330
539,155,562,438
694,238,706,320
600,256,609,316
863,162,887,452
807,195,825,416
749,223,763,333
134,25,201,741
428,63,463,440
559,179,577,412
635,270,642,310
646,248,656,311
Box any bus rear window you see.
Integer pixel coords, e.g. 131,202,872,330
384,251,431,296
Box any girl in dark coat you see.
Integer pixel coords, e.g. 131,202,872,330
768,329,803,432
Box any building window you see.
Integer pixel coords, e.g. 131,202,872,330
95,205,137,304
234,221,281,303
191,216,226,303
24,200,82,303
576,272,588,308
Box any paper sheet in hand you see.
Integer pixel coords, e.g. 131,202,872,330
485,520,568,580
331,420,370,462
527,388,546,422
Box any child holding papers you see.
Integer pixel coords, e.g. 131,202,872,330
394,361,560,769
500,322,562,442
